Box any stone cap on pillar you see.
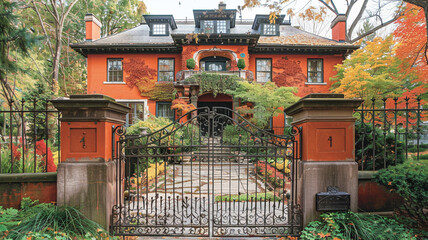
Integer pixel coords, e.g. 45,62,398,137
51,94,130,124
284,93,363,124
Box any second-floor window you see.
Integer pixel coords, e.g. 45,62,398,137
158,59,175,81
256,59,272,83
307,59,323,83
107,59,123,82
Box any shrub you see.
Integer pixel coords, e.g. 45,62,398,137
237,58,246,69
186,58,196,70
300,211,417,240
375,160,428,231
420,154,428,160
355,122,405,170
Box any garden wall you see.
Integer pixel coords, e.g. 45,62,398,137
0,173,57,209
358,171,403,212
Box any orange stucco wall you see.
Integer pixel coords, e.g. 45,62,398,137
248,53,343,97
87,48,343,127
87,53,182,100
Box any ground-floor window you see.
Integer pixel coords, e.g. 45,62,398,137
156,102,174,121
117,101,145,127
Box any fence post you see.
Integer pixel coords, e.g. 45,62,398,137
51,94,129,229
285,93,363,226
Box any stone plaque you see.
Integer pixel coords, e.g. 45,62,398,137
316,186,350,211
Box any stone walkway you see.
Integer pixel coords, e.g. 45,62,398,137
149,163,269,197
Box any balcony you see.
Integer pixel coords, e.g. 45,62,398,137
174,70,254,86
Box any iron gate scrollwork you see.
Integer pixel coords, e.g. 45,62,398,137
111,107,302,237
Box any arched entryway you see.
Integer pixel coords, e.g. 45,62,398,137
197,92,233,112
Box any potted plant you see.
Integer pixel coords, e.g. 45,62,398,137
186,58,196,70
237,58,246,70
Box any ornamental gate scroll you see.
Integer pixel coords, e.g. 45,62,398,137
111,107,302,237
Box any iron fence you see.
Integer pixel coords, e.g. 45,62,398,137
354,97,427,171
0,99,60,174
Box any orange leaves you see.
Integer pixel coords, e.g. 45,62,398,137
171,98,196,115
123,58,157,94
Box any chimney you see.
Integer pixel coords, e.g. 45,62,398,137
84,13,102,41
331,14,346,42
218,1,226,11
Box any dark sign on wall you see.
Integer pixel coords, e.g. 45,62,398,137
316,186,350,211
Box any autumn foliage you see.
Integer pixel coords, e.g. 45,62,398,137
123,58,157,94
171,98,196,115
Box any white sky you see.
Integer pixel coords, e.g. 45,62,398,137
143,0,396,39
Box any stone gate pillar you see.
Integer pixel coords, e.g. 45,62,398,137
284,93,363,226
51,94,129,229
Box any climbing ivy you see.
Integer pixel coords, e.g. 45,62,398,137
144,82,175,101
184,73,241,97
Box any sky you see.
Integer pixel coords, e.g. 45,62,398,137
143,0,397,39
143,0,271,20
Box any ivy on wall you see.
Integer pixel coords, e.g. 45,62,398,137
145,83,175,101
184,72,241,97
272,57,327,97
123,58,175,101
123,58,157,94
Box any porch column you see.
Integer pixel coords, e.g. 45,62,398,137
51,94,129,229
284,93,363,226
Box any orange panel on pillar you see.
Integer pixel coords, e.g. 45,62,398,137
52,94,130,162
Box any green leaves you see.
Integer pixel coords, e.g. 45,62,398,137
375,160,428,230
226,81,298,127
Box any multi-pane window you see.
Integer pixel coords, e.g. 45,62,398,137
307,59,323,83
263,24,277,35
204,20,215,33
256,59,272,82
217,20,227,33
119,102,145,126
107,59,123,82
152,24,166,35
158,59,175,81
157,102,174,121
202,20,229,33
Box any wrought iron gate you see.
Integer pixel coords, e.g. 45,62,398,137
111,107,302,237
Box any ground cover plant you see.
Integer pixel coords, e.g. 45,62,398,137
375,159,428,235
300,211,417,240
0,198,114,239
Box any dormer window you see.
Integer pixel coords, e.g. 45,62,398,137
143,15,177,37
252,15,286,36
152,23,167,35
262,24,278,36
201,20,230,33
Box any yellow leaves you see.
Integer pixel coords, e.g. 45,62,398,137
147,162,166,181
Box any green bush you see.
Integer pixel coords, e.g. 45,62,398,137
375,160,428,231
408,144,428,153
419,154,428,160
237,58,246,69
355,122,405,170
186,58,196,70
300,212,417,240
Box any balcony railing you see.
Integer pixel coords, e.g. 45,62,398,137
175,70,254,85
